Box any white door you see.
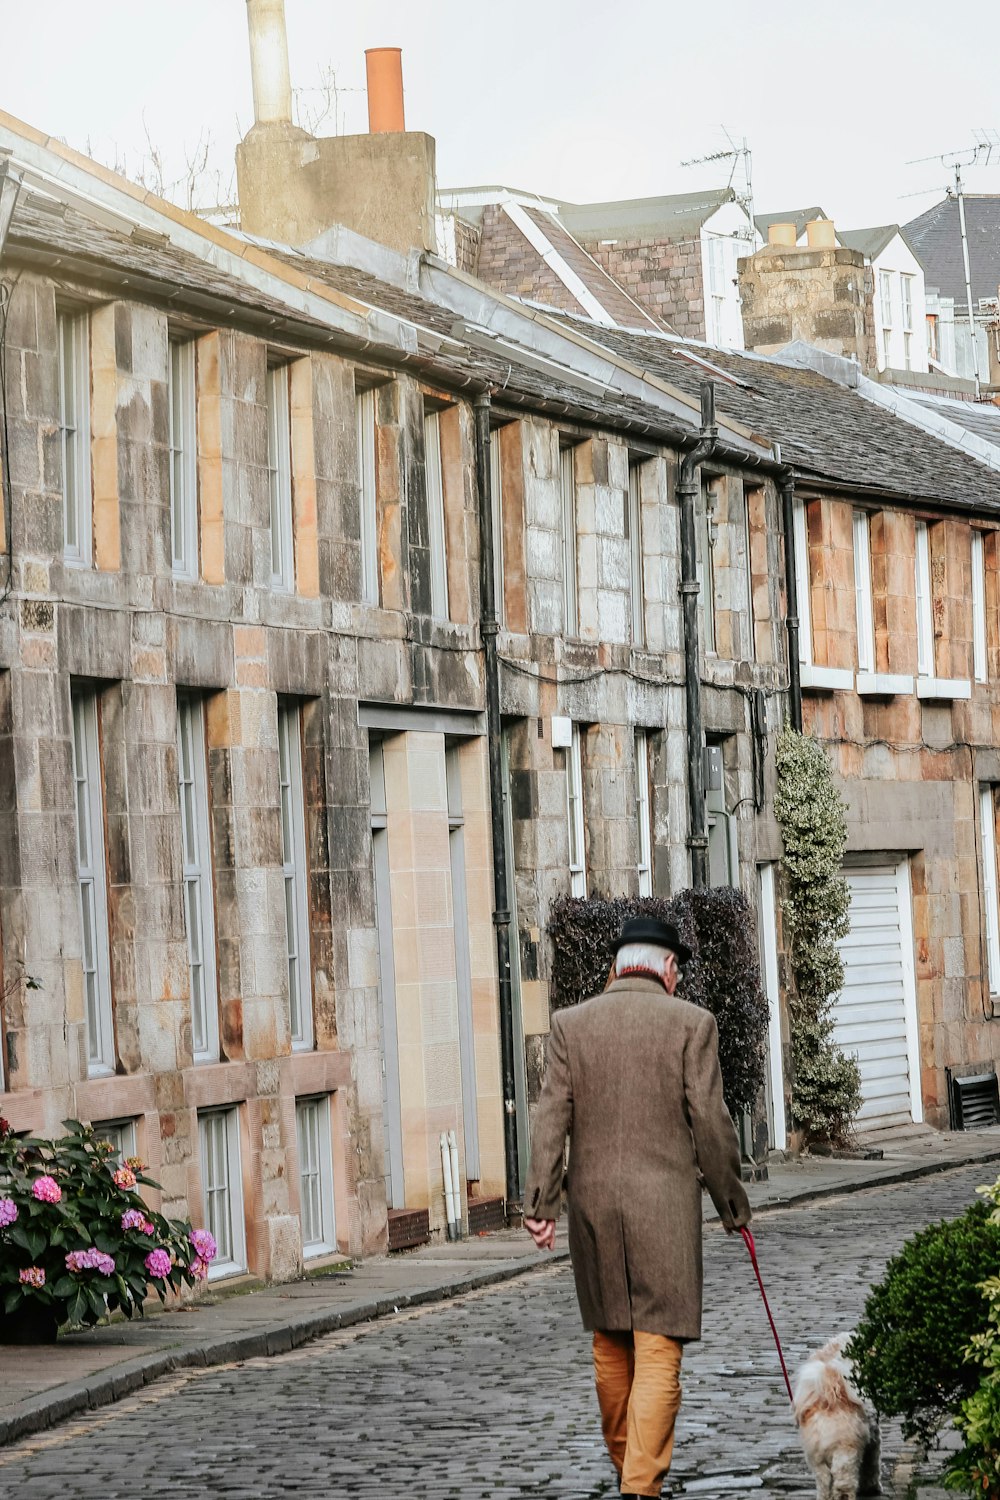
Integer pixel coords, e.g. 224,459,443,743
833,863,922,1132
757,864,786,1150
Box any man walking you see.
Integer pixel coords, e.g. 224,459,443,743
523,916,751,1498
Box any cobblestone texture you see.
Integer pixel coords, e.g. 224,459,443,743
0,1166,987,1498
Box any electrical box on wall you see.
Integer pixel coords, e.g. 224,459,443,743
551,716,573,748
704,744,724,792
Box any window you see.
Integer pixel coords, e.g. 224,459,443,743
71,690,114,1076
423,409,449,619
267,365,294,591
356,388,379,605
296,1096,336,1256
927,314,940,364
742,483,757,662
277,702,313,1050
879,271,893,331
490,431,505,628
792,499,813,665
560,447,578,635
853,510,875,673
982,787,1000,995
169,340,198,579
698,486,717,654
903,331,913,371
635,729,653,898
92,1119,137,1167
446,745,480,1180
914,521,934,677
199,1109,246,1277
705,235,728,347
566,724,586,898
900,274,914,332
626,462,644,646
58,311,92,565
973,531,988,684
177,696,219,1062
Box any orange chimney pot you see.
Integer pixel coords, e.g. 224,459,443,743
365,48,405,133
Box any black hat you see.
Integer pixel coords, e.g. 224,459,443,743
612,916,692,966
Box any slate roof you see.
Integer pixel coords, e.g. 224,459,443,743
754,207,827,240
903,195,1000,307
910,391,1000,448
838,224,903,261
558,188,736,244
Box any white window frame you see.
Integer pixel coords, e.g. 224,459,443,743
915,521,934,677
567,724,587,898
973,530,988,684
356,388,379,605
490,431,505,628
699,485,717,655
177,696,220,1063
92,1118,137,1167
169,339,198,579
635,729,653,898
853,510,876,673
58,310,92,566
982,787,1000,996
626,462,644,647
879,270,893,331
296,1095,336,1256
900,273,914,332
792,498,813,665
423,409,449,619
277,702,313,1050
199,1109,246,1278
267,365,294,592
560,446,578,635
71,690,114,1076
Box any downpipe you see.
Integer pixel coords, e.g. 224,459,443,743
440,1132,460,1241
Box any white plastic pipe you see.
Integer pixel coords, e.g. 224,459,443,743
448,1129,462,1239
245,0,293,125
440,1132,458,1240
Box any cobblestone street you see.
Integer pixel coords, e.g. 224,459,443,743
0,1164,986,1499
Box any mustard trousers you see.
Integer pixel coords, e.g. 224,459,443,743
592,1329,684,1498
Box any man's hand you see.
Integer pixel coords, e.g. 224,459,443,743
524,1216,556,1252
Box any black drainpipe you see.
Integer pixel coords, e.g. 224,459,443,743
677,382,718,890
473,392,520,1209
779,472,804,733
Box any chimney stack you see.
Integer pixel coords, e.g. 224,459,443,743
246,0,293,125
366,49,405,134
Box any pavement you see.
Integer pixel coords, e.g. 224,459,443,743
2,1121,999,1463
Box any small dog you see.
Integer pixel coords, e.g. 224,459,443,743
792,1333,882,1500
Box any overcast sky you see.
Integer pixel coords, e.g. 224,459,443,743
5,1,1000,229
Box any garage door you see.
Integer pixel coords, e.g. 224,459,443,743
832,864,921,1132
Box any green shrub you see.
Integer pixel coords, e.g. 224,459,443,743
848,1199,1000,1445
943,1176,1000,1496
547,886,769,1118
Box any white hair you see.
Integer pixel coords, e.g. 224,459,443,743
615,942,674,977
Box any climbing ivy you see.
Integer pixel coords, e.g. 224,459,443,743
773,726,861,1144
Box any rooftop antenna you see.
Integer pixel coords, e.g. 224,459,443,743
681,129,755,241
908,132,999,398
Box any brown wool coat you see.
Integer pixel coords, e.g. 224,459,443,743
523,976,751,1341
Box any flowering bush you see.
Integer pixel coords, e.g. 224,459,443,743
0,1117,217,1331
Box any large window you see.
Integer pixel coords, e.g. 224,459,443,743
199,1109,246,1278
635,729,653,899
277,702,313,1050
792,498,813,665
58,310,92,565
560,447,578,635
71,690,114,1076
490,431,505,627
698,485,717,655
853,510,875,673
423,409,449,619
879,271,893,331
356,388,379,605
973,531,988,684
267,365,294,592
177,696,219,1063
626,461,644,647
914,521,934,677
981,786,1000,996
567,724,586,898
296,1096,336,1256
169,339,198,579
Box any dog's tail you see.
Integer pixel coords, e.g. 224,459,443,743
792,1357,851,1425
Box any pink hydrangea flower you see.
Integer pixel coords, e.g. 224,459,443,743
189,1228,218,1263
145,1248,172,1279
66,1249,116,1275
0,1198,18,1228
188,1256,210,1281
112,1166,137,1191
19,1266,45,1287
31,1175,61,1204
121,1208,154,1234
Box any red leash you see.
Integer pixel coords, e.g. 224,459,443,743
740,1226,794,1406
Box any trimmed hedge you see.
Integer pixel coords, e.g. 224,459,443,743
547,888,769,1117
